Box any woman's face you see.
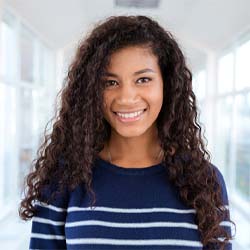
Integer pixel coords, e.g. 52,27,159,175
102,45,164,138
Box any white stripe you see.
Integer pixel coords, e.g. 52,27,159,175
35,201,67,212
66,238,203,247
67,206,196,214
217,237,233,243
219,205,230,211
31,233,65,240
219,221,232,227
66,220,198,229
33,216,65,226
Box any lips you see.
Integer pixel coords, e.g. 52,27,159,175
112,108,147,123
113,108,147,114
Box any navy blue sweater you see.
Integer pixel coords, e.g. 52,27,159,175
29,156,232,250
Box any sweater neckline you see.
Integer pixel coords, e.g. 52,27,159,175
95,156,166,176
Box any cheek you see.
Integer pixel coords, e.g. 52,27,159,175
102,92,109,109
102,101,109,118
102,94,113,118
103,100,108,110
147,87,163,110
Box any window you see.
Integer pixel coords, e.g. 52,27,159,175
234,93,250,200
214,96,233,178
235,40,250,91
0,13,16,81
199,36,250,250
20,25,35,83
215,38,250,210
0,83,17,206
0,8,56,212
193,69,207,129
218,52,234,94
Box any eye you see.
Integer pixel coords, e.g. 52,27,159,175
104,80,118,88
137,77,152,84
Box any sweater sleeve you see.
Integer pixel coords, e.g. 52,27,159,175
203,164,233,250
29,181,69,250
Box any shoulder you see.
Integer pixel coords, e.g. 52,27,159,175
38,182,69,209
209,163,229,205
37,155,69,208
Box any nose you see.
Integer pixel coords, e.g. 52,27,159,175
116,83,139,104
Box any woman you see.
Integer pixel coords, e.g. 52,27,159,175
19,15,234,250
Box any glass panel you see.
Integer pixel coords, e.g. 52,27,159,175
193,70,206,100
20,26,35,82
18,85,56,194
39,45,54,85
196,100,206,129
214,96,233,179
0,83,17,205
19,88,34,145
18,88,35,193
39,45,46,85
18,148,33,195
33,87,51,133
218,52,234,94
235,93,250,200
0,83,5,206
235,40,250,91
0,20,15,79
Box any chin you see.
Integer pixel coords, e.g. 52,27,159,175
113,126,149,138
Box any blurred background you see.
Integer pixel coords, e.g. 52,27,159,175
0,0,249,249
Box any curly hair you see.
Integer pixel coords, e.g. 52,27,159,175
19,15,235,249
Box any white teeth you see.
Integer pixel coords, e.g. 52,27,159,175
116,110,144,118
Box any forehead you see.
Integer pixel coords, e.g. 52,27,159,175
105,46,159,73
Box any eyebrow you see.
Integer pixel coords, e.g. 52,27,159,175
104,68,156,77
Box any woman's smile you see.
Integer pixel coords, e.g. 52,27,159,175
112,108,147,123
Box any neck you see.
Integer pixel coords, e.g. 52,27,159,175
102,125,164,166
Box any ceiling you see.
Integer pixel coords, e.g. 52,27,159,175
4,0,250,72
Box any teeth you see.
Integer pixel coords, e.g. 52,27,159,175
116,110,144,118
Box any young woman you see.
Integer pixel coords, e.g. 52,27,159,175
19,15,235,250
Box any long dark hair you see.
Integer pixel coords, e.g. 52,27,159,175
19,15,235,249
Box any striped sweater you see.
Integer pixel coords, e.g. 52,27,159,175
29,156,232,250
